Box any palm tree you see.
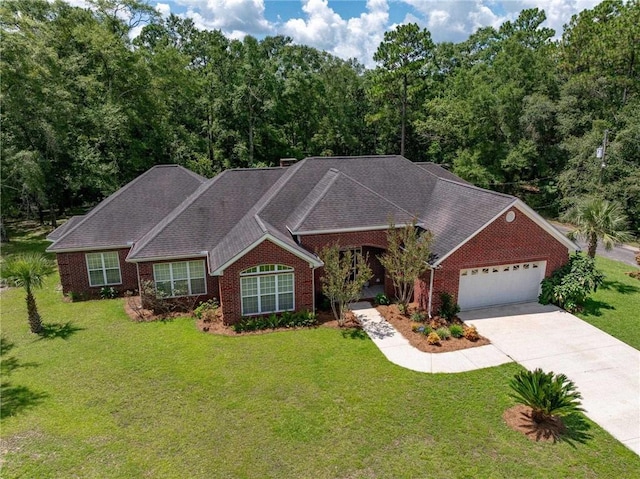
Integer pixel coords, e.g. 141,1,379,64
1,253,54,334
563,197,633,258
509,368,584,424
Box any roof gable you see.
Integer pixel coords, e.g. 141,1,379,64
47,165,205,252
127,167,289,261
287,169,416,234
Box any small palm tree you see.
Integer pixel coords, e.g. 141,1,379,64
509,368,584,424
563,197,632,258
1,253,54,334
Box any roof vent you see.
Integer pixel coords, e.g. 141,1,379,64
280,158,297,167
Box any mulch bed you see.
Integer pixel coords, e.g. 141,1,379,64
503,404,567,442
123,296,362,335
376,304,490,353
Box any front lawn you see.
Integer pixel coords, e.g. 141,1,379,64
576,256,640,350
2,274,639,477
2,229,639,477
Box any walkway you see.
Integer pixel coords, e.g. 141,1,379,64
460,302,640,456
350,302,512,373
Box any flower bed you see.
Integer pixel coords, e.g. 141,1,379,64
376,304,490,353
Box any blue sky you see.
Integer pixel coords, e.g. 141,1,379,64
78,1,603,67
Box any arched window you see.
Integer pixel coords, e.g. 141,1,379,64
240,265,294,315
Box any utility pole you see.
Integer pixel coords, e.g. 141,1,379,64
596,129,608,184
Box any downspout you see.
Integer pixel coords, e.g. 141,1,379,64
427,266,435,319
136,262,141,294
311,264,316,314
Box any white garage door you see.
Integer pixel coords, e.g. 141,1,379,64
457,261,546,310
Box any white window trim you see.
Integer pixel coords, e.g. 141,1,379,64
240,265,295,316
86,252,122,287
152,260,207,298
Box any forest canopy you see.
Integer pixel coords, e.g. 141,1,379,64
1,0,638,233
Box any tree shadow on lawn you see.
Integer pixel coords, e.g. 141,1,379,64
1,337,48,419
557,413,594,448
38,322,85,340
580,299,615,317
341,328,369,340
507,406,593,447
0,382,49,419
600,279,640,295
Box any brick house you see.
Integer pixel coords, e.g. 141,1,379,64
47,155,577,323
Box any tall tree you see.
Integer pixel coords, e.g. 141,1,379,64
372,23,434,157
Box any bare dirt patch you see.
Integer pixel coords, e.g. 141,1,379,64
503,404,567,443
376,304,490,353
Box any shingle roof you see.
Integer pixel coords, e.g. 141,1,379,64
51,155,523,270
424,179,515,261
46,215,85,241
414,162,472,185
286,168,416,233
47,165,205,251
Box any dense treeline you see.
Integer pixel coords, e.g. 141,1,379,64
1,0,638,233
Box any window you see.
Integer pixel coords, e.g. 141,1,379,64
153,260,206,297
86,252,122,287
240,264,294,315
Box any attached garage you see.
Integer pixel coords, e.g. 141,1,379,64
457,261,546,310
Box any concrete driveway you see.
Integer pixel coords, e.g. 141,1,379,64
460,302,640,455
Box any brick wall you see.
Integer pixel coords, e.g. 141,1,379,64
416,207,569,314
137,257,220,308
217,239,314,324
56,248,138,298
300,230,394,298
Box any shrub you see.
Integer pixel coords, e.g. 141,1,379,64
509,368,584,424
397,302,408,315
411,323,424,333
100,286,118,299
67,291,83,302
375,293,390,306
426,331,441,345
412,324,432,335
410,310,426,322
436,327,451,340
449,324,464,338
193,299,219,320
437,292,460,321
265,313,280,329
231,310,318,333
539,253,605,312
463,325,479,342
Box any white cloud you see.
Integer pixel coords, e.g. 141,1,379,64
177,0,273,36
282,0,389,67
78,0,605,67
399,0,605,43
156,2,171,17
400,0,515,42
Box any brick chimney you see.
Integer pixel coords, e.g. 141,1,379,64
279,158,297,167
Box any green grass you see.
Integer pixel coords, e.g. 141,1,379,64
576,256,640,349
1,231,639,478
